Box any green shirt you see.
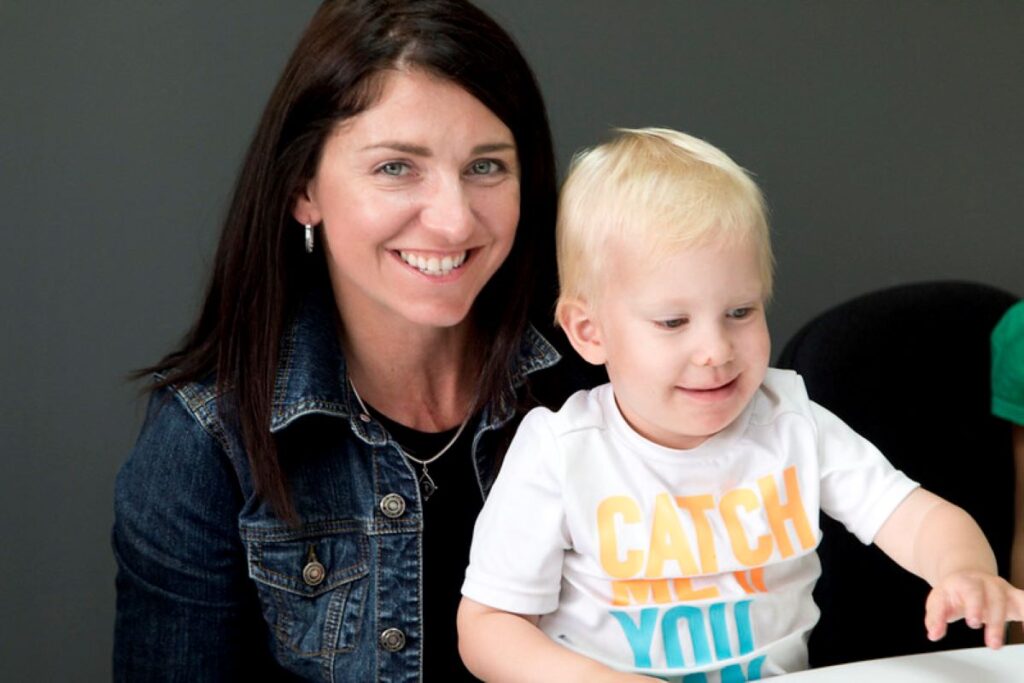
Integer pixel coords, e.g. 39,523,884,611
992,299,1024,425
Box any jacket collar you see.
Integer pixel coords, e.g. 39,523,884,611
269,285,561,433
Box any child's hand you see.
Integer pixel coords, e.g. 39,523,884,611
925,570,1024,648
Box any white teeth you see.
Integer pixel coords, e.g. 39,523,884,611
399,250,467,276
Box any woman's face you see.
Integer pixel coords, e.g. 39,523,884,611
294,69,520,333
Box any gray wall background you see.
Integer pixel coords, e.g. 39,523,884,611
2,1,1021,679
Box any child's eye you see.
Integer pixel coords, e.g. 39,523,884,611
466,159,504,176
728,307,753,320
377,161,411,176
656,318,688,330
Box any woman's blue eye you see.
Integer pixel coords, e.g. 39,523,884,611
728,307,752,319
378,162,409,176
658,318,687,329
468,159,501,175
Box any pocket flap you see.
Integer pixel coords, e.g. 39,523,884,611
245,529,369,598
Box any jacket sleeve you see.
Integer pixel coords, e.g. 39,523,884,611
111,388,280,681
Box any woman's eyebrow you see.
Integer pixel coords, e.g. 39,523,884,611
360,141,431,155
359,141,516,156
472,142,516,155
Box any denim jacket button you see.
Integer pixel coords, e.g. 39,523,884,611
379,627,406,652
302,559,326,587
379,493,406,518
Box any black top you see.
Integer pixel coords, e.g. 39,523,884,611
368,408,483,682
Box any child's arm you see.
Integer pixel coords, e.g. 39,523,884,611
457,597,657,683
873,487,1024,648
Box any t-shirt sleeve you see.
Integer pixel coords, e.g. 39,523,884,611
813,402,919,545
992,300,1024,426
461,407,570,615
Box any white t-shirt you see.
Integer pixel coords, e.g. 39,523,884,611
462,369,918,682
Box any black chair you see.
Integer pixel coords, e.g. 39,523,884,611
776,281,1019,667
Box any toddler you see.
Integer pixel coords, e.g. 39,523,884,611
458,128,1024,682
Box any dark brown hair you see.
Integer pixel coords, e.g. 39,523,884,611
142,0,557,520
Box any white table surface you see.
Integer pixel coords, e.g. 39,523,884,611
771,644,1024,682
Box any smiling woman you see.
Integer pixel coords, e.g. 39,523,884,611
110,1,597,681
294,70,522,351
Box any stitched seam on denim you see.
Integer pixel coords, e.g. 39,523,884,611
347,408,393,447
240,520,366,542
511,324,561,386
366,521,421,535
416,508,424,681
249,552,365,664
168,380,234,455
322,579,360,658
270,584,293,660
372,444,385,679
275,584,355,661
271,320,298,422
271,400,350,432
324,590,342,679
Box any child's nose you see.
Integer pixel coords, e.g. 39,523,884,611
690,325,732,367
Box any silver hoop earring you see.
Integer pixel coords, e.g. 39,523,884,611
304,223,315,254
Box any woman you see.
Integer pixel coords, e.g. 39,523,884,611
112,1,597,679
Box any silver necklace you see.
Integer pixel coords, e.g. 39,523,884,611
349,377,470,501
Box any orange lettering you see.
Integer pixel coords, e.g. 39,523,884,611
597,496,643,578
758,466,815,558
611,579,672,606
672,577,720,602
721,488,772,566
676,494,718,574
645,493,699,577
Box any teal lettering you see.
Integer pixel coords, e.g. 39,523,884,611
721,664,745,683
735,600,754,655
748,655,765,680
662,605,712,668
610,608,659,668
708,603,731,661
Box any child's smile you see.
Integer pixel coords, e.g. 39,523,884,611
676,376,741,403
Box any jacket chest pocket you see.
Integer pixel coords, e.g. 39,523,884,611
245,529,370,659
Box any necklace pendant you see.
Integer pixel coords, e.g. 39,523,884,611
419,468,438,501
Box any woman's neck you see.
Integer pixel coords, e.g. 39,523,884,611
339,314,478,433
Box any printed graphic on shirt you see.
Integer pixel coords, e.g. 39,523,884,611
595,465,815,681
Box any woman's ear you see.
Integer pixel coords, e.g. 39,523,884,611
291,185,320,226
556,298,607,366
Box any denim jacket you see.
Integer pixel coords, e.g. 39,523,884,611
112,287,575,682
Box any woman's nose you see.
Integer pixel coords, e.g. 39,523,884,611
420,175,473,241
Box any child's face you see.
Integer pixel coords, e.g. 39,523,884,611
594,238,770,449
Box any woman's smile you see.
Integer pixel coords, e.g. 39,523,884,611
396,249,470,278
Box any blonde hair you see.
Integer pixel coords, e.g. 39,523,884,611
555,127,773,315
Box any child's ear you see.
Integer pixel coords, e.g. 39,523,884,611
556,298,607,366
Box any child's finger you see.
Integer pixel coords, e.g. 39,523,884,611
1007,586,1024,622
983,584,1006,649
925,587,953,641
958,581,986,630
